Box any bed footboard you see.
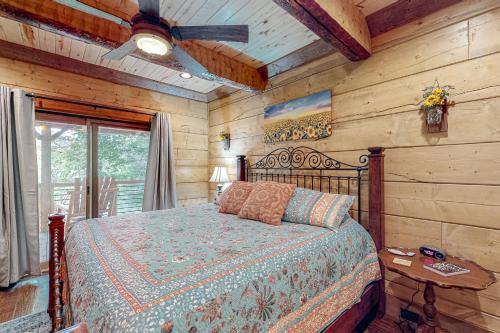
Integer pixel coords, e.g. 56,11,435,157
48,214,66,331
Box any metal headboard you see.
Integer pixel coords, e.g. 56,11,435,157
240,146,369,223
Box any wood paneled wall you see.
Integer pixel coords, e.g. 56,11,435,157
208,1,500,332
0,57,209,207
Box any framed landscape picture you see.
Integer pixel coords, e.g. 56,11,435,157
263,90,332,144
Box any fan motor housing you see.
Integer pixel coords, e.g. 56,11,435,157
131,13,173,44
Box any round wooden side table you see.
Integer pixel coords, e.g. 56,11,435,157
379,248,496,333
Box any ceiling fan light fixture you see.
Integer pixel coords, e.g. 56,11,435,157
135,34,171,56
179,72,192,79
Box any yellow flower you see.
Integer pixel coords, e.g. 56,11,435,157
433,88,443,95
423,97,433,107
423,94,443,108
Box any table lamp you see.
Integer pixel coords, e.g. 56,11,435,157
209,166,230,196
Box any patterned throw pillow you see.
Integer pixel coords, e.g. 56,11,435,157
218,181,255,214
238,181,297,226
282,188,355,229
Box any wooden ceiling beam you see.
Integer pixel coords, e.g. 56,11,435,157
261,39,335,78
0,39,208,102
273,0,371,61
176,41,267,91
0,0,129,47
77,0,138,22
366,0,463,37
0,0,267,92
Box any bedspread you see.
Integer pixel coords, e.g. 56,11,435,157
65,204,380,332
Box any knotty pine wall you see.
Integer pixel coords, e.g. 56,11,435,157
0,57,209,207
208,1,500,332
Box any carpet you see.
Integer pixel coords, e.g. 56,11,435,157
0,311,51,333
0,284,38,323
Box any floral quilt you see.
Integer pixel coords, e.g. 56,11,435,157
65,204,380,333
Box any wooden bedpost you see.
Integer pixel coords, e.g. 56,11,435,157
367,147,384,250
368,147,385,319
48,213,65,331
236,155,247,181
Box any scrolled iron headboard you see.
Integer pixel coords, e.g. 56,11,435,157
237,146,369,222
253,146,369,170
236,146,385,252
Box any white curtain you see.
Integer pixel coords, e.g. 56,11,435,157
0,87,40,287
142,113,176,211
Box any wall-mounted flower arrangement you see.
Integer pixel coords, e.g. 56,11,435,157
421,81,454,133
218,130,230,150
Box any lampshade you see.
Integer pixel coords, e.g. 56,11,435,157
209,166,230,183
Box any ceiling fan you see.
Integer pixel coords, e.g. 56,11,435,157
56,0,249,73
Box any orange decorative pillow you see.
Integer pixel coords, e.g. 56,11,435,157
238,181,296,226
218,181,255,215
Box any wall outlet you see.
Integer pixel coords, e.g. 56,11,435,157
400,308,419,323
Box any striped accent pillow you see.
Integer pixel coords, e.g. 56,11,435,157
282,188,355,229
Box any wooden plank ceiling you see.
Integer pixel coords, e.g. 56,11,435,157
0,0,463,101
160,0,319,68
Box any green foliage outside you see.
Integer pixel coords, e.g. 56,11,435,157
49,126,149,182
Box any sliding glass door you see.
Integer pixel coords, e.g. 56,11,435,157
35,120,88,264
96,126,150,216
35,116,150,265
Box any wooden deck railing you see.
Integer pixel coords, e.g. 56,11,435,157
48,179,145,216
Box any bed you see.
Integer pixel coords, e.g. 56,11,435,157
47,146,386,332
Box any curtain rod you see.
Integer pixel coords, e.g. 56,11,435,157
25,93,156,116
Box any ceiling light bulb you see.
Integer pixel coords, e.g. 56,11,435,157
180,72,192,79
136,36,169,56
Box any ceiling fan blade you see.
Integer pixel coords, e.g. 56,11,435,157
171,45,212,81
102,39,137,60
171,25,249,43
138,0,160,17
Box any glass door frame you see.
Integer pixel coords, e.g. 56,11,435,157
35,106,151,220
88,122,97,219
